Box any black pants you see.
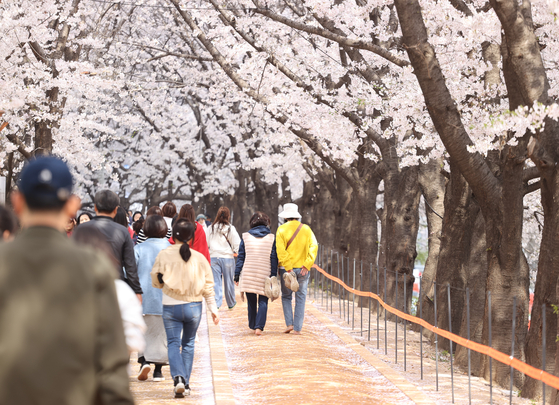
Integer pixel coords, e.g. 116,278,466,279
246,293,269,330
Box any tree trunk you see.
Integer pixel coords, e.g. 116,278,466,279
382,166,421,313
525,133,559,402
416,159,446,324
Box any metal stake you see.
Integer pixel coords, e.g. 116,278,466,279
510,297,517,405
338,253,342,318
320,246,324,306
341,254,345,321
404,273,407,372
330,250,333,314
347,256,350,324
420,276,423,380
395,271,398,364
543,303,547,405
377,264,380,350
352,259,356,330
384,267,387,355
448,284,454,403
368,263,372,341
467,288,471,405
489,291,492,404
434,281,439,391
360,261,363,336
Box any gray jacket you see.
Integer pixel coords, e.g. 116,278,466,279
0,226,134,405
81,215,142,294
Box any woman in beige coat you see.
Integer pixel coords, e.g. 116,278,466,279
234,212,278,335
151,219,219,398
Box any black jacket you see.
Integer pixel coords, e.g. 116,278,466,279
80,215,143,294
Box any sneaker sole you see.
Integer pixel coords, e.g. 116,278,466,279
137,365,151,381
175,383,185,398
153,377,165,382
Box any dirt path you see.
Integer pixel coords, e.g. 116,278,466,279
130,287,529,404
213,292,421,405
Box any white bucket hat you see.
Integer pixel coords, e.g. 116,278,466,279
278,203,302,220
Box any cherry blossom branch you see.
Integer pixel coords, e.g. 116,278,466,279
168,0,360,188
250,4,410,68
208,0,390,153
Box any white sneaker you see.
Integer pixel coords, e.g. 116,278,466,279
174,376,186,398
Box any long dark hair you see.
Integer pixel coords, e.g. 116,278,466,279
172,218,196,262
178,204,196,223
114,206,129,228
211,206,230,232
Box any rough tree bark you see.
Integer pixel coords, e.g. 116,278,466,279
394,0,530,386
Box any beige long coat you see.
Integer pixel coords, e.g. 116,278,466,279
239,233,275,295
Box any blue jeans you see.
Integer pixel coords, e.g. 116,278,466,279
245,293,268,330
279,268,310,332
211,257,236,308
162,302,202,384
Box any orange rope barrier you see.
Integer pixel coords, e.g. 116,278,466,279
312,264,559,390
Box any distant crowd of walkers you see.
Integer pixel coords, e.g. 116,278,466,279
0,156,318,402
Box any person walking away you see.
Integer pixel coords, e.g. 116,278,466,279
73,226,146,356
134,215,171,381
162,201,176,238
136,206,164,244
206,206,240,309
79,190,143,300
176,204,210,263
114,206,134,239
276,203,318,335
196,214,208,233
0,205,18,241
151,219,219,398
0,156,134,404
234,212,278,335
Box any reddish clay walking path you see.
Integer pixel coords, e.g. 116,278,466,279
217,293,419,405
131,290,435,404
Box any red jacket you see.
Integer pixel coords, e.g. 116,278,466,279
169,223,211,264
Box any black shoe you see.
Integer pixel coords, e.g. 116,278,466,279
174,376,186,398
153,367,165,382
137,363,151,381
185,384,191,396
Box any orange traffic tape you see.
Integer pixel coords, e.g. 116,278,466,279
312,264,559,390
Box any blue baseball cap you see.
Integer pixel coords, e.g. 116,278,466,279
18,156,73,209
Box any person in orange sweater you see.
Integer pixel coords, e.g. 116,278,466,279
276,203,318,335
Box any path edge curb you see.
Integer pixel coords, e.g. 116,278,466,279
206,309,236,405
308,304,436,405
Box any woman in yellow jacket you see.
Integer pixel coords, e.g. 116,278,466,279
151,219,219,398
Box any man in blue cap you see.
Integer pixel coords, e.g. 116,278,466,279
0,156,134,405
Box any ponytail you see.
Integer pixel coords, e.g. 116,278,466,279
172,218,196,263
179,242,192,262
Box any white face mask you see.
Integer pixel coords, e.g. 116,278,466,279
278,217,285,226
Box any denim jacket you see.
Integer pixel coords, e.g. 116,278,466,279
134,238,171,315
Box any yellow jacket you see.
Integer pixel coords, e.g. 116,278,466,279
276,220,318,271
